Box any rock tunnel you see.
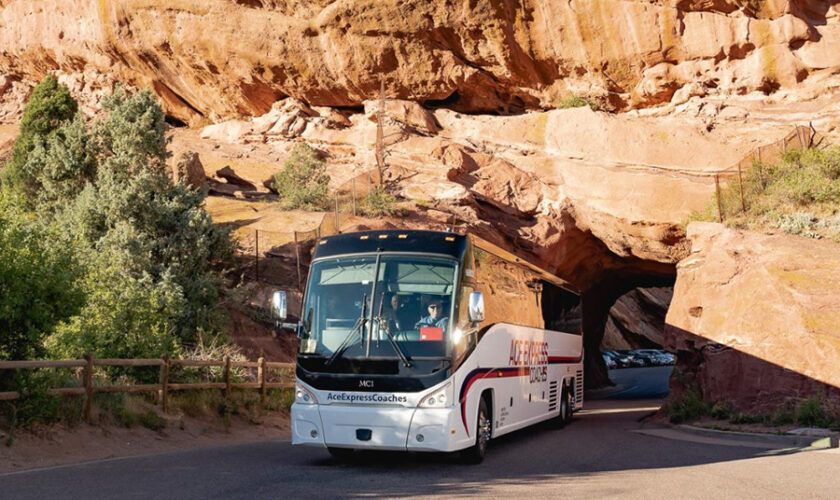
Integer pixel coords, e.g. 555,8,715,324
460,198,679,390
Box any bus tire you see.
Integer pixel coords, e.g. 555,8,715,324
563,383,574,425
327,447,355,461
463,396,491,464
555,383,571,428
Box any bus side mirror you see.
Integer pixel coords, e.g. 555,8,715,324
271,290,287,322
468,292,485,323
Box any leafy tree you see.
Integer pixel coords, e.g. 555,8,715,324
273,143,330,209
46,256,182,360
1,82,234,363
0,195,83,361
95,87,169,181
53,88,234,348
2,74,78,199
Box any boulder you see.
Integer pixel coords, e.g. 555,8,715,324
172,151,206,189
470,159,545,217
215,166,257,190
364,99,440,135
664,223,840,413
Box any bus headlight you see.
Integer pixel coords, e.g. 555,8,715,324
295,384,318,405
419,382,452,408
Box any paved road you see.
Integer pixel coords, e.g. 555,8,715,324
1,368,837,499
592,365,673,400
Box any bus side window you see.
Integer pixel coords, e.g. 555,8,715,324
541,282,582,335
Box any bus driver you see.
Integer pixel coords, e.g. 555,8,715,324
415,298,448,334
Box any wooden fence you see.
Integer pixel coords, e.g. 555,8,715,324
0,356,295,422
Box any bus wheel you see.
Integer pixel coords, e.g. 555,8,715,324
327,447,355,461
556,384,570,428
563,385,574,425
463,397,491,464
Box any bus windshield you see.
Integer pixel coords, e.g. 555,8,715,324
298,254,458,369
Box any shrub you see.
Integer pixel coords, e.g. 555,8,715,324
1,371,72,432
709,401,735,420
691,146,840,241
140,410,167,431
773,212,820,238
273,143,330,210
665,390,709,423
771,403,795,426
360,186,398,217
728,413,767,425
46,260,183,361
559,95,599,111
795,397,830,427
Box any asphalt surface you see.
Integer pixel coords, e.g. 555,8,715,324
1,367,837,499
591,365,673,400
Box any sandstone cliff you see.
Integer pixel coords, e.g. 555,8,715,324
665,222,840,413
1,1,840,123
2,0,839,398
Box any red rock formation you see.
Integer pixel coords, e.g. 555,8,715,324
664,222,840,413
602,287,674,350
1,1,839,123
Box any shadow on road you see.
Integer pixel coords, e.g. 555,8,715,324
0,366,825,500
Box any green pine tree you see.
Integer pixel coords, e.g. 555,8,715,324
1,74,78,199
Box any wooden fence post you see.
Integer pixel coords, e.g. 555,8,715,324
334,197,339,232
352,177,357,216
258,357,267,408
294,232,302,291
714,174,724,223
83,354,93,423
159,354,170,413
756,157,766,189
223,356,231,403
254,229,260,283
737,162,746,214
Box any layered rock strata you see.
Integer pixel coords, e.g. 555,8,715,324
2,1,840,123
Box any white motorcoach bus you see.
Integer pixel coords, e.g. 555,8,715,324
274,230,583,462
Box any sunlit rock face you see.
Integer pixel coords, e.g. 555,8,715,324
2,1,840,123
2,0,839,397
664,222,840,413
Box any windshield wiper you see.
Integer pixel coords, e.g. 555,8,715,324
325,293,368,366
375,293,412,368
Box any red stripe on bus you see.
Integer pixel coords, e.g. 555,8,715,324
548,355,582,363
458,367,525,436
458,358,581,435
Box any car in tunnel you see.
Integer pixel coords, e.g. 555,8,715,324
603,350,641,368
629,349,674,366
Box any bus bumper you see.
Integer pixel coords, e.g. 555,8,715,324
292,403,466,452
